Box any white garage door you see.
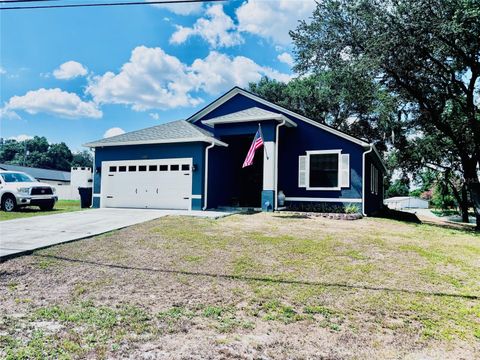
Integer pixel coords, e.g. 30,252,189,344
101,158,193,210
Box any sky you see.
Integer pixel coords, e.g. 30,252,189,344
0,0,316,151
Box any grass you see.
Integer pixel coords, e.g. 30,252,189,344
431,208,475,217
0,200,85,221
1,213,479,359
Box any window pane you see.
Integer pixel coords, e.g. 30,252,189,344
159,165,168,171
171,164,179,171
109,166,117,172
119,166,126,172
149,165,158,171
128,166,136,172
139,165,147,172
181,164,190,171
309,154,338,188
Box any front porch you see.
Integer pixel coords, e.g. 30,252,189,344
201,107,297,211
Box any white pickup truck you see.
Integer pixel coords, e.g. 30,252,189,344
0,170,58,212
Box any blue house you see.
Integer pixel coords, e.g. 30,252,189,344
85,87,386,215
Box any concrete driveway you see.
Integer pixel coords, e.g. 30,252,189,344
0,208,229,260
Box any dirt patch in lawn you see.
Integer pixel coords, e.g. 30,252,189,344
1,213,479,359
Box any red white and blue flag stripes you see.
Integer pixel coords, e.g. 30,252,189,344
242,125,264,168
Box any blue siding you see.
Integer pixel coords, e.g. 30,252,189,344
89,91,384,213
195,93,367,207
93,142,205,209
364,153,384,214
278,122,364,200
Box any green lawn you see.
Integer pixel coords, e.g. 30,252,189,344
0,200,85,221
0,213,478,359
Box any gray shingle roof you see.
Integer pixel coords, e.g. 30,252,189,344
201,107,296,127
84,120,222,148
0,163,71,182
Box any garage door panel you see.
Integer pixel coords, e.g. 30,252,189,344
101,159,193,210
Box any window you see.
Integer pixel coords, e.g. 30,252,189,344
128,166,136,172
159,165,168,171
299,150,349,190
109,166,117,172
310,153,338,188
1,172,35,182
181,164,190,171
170,164,179,171
149,165,158,171
119,166,126,172
139,165,147,172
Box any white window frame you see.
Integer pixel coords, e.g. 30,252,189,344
305,150,342,191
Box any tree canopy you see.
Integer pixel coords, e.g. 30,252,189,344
289,0,480,228
0,137,92,171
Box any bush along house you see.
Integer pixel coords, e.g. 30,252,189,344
84,87,386,215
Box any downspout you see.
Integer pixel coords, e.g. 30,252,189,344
274,119,286,210
362,145,373,216
203,142,215,210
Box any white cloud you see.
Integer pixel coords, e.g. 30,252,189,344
103,127,125,138
8,134,33,142
0,66,6,75
236,0,316,45
3,88,102,119
86,46,291,112
86,46,201,111
170,4,243,48
149,112,160,120
53,61,88,80
148,0,203,15
277,52,294,66
0,107,21,120
191,51,292,94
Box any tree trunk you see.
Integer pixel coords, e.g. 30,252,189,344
447,178,469,223
469,183,480,231
463,164,480,231
460,185,470,223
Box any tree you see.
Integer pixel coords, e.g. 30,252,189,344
249,74,400,153
385,178,410,198
291,0,480,229
71,151,93,168
0,137,92,171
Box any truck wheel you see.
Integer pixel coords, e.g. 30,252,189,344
1,194,17,212
39,201,55,211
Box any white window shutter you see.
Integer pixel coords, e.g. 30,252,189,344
298,155,307,188
340,154,350,187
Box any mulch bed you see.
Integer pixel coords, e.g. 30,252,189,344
278,211,363,220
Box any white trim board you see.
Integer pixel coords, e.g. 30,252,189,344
191,194,202,199
285,197,362,203
202,114,297,128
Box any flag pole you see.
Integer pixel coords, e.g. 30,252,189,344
259,123,269,160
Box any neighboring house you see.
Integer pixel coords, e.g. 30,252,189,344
384,196,429,210
0,163,91,200
85,87,386,215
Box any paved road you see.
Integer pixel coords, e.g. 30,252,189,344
0,208,229,260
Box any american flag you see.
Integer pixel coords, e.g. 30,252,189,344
242,126,264,168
